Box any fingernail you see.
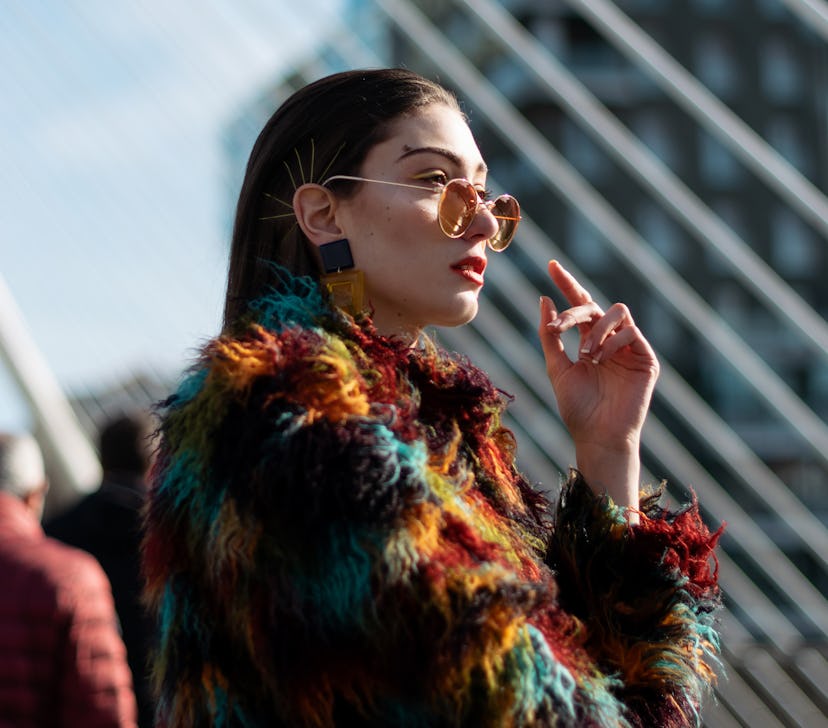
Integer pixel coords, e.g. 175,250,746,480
592,352,602,365
539,297,556,315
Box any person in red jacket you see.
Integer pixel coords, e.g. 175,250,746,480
0,432,137,728
46,412,156,728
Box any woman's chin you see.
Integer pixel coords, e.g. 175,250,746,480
371,294,480,334
434,299,480,329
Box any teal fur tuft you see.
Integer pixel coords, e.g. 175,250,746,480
248,265,333,332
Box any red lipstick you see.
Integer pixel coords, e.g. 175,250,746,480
451,256,486,286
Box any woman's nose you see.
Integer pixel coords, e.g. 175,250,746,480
464,200,500,243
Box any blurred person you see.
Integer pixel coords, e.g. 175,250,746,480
0,432,137,727
46,412,155,728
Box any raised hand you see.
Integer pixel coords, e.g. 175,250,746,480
537,260,660,516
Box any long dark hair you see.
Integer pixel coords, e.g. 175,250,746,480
223,68,461,329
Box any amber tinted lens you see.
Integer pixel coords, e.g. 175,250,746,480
438,179,478,238
488,195,520,251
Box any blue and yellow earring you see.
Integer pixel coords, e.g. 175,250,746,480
319,239,364,315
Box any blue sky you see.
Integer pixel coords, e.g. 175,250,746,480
0,1,341,430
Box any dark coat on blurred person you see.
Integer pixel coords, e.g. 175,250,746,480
0,490,137,727
45,413,155,728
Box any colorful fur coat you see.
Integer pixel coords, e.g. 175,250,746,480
142,272,722,727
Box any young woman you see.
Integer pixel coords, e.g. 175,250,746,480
142,68,722,727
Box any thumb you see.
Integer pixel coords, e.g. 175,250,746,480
538,296,571,380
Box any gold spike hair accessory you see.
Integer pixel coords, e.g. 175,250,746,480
259,140,347,222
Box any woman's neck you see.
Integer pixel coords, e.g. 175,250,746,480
370,313,423,347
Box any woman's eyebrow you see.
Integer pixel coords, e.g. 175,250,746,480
397,146,488,174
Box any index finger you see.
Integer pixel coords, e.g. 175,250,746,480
548,260,592,307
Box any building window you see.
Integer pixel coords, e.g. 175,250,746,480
690,0,735,14
635,202,686,265
562,15,618,69
755,0,787,19
528,17,565,57
704,198,748,274
616,0,663,10
487,57,533,99
809,366,828,417
694,33,739,98
561,118,610,181
761,37,802,103
766,115,812,176
698,130,742,188
700,357,752,419
770,206,818,277
711,282,750,329
567,211,608,272
642,297,680,354
631,111,680,171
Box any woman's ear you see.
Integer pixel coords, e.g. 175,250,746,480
292,183,344,247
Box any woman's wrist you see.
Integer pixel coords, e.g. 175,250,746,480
574,440,641,522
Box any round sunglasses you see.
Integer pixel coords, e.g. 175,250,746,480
321,175,520,251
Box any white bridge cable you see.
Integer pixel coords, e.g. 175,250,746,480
716,556,805,654
559,0,828,239
369,0,828,470
458,0,828,361
0,274,102,504
778,0,828,43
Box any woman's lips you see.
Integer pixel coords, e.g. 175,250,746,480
451,256,486,285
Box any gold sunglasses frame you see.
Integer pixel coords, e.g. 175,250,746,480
321,174,520,251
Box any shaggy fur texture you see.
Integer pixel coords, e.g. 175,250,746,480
142,272,722,727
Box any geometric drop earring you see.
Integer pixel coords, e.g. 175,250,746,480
319,238,365,315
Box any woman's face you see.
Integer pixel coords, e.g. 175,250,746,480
334,103,500,338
